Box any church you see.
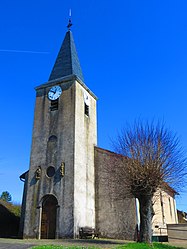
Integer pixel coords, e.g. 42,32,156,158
19,23,178,240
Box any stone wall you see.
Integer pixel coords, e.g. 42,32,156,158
22,78,76,238
94,147,137,240
73,81,97,236
21,76,97,239
167,224,187,242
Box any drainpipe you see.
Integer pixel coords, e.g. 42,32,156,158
136,198,140,231
37,206,42,240
173,198,178,223
160,191,165,236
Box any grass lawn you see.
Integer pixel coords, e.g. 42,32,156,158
31,243,185,249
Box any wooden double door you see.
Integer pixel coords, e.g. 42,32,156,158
41,195,58,239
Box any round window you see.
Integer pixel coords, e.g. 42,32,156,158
46,166,55,177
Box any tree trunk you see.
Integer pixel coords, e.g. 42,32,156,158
138,195,153,243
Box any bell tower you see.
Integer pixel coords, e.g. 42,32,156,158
21,27,97,239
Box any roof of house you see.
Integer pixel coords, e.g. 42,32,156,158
19,170,29,181
94,146,126,158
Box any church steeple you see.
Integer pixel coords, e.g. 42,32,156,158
49,30,84,82
20,17,97,240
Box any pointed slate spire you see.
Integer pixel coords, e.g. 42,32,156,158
49,30,84,82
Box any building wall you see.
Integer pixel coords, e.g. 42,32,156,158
74,81,97,236
0,201,20,238
23,78,76,238
95,147,137,240
177,210,187,223
21,75,178,240
152,188,178,236
22,76,97,239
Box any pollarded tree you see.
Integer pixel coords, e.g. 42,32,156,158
108,121,187,243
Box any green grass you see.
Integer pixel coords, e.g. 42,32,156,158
119,243,184,249
31,243,184,249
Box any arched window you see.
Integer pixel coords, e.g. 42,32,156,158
46,135,57,165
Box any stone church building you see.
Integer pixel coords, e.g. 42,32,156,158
19,26,178,240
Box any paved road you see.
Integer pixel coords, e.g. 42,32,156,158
0,244,35,249
0,239,187,249
0,238,126,249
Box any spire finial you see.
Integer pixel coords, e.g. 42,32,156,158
67,9,72,30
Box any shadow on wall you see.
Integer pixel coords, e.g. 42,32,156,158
0,202,20,238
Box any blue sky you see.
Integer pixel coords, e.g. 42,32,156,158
0,0,187,212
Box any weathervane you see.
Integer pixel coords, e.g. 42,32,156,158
67,9,73,30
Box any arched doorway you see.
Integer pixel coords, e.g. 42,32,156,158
41,195,58,239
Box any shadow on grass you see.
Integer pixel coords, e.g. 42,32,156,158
62,239,127,246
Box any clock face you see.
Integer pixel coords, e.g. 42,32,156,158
48,85,62,100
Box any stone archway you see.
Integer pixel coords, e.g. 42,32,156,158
41,195,58,239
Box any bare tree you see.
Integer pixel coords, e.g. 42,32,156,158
106,121,187,243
